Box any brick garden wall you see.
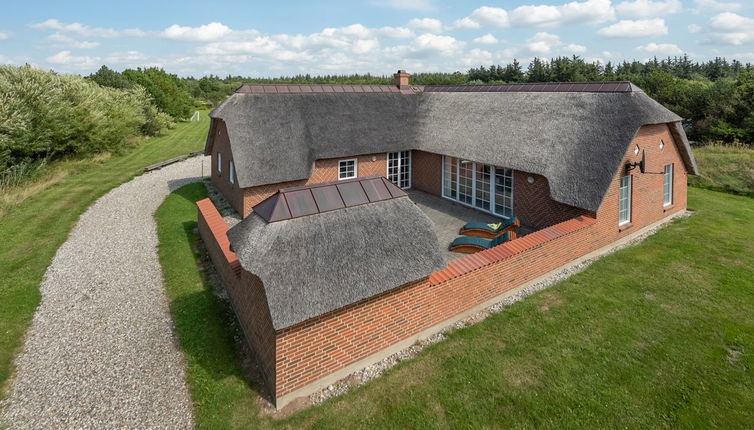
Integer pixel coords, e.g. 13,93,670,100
196,199,277,397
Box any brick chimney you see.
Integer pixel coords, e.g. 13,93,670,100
394,69,410,88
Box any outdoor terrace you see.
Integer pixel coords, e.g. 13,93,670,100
408,190,534,263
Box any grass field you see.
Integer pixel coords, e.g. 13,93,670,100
157,183,754,429
688,144,754,197
0,114,209,397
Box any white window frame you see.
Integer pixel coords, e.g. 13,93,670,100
441,156,514,219
387,151,412,189
229,160,235,185
338,158,358,180
663,164,673,207
619,175,632,226
217,152,222,175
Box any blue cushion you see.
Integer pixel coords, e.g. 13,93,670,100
450,232,510,249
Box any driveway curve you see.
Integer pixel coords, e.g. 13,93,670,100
1,156,209,429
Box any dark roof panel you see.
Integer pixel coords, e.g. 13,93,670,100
252,176,410,223
311,185,346,212
336,181,369,206
361,177,392,201
285,189,318,218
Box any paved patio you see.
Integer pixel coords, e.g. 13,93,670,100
408,190,531,263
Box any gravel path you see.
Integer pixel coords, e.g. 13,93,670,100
1,156,209,429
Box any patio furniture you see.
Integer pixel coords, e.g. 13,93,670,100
459,217,520,239
449,232,512,254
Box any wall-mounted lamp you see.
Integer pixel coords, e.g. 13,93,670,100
626,150,646,173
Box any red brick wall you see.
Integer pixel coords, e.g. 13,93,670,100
412,150,442,195
271,123,690,401
513,171,592,230
209,120,245,215
196,199,277,397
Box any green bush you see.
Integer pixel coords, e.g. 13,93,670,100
0,65,171,170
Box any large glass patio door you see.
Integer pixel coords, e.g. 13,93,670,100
442,156,513,218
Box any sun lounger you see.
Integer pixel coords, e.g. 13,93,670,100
459,217,520,239
449,232,511,254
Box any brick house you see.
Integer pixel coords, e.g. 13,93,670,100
197,71,698,408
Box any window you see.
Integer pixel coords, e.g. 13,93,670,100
442,156,513,218
338,158,357,180
229,160,235,185
619,175,632,226
387,151,411,189
217,152,222,175
663,164,673,206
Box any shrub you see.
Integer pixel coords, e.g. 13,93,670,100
0,65,170,169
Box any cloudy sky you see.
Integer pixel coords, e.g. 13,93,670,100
0,0,752,77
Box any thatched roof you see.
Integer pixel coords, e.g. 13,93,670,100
227,194,445,330
207,84,697,212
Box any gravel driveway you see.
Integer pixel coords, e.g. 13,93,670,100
1,156,209,429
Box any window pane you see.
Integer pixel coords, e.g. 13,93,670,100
494,167,513,218
458,161,473,204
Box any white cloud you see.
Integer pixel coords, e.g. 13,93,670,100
46,50,99,68
375,0,434,11
688,24,703,33
472,34,498,44
704,12,754,45
692,0,742,13
455,7,510,29
103,51,147,64
46,33,100,49
563,43,588,53
0,31,10,40
407,18,444,33
461,48,493,66
162,22,232,42
525,32,562,54
375,26,414,39
122,28,147,37
636,42,683,54
408,33,465,57
597,18,668,37
31,19,119,38
509,0,615,28
616,0,682,18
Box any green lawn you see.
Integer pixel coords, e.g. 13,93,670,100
157,183,754,429
0,115,209,397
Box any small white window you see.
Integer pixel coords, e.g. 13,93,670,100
217,152,222,175
338,158,357,180
663,164,673,206
619,175,632,226
229,160,235,185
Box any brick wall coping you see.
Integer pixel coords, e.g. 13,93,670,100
196,198,242,276
429,215,598,285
